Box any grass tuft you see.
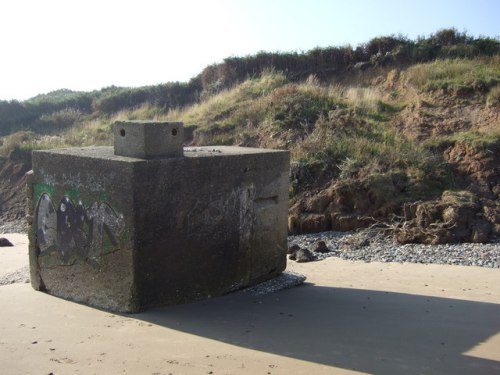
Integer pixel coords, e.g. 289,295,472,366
405,56,500,92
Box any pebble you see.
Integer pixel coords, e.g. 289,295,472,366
288,230,500,268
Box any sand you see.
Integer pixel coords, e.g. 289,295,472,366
0,233,499,375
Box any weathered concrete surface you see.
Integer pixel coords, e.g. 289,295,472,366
28,146,289,312
113,121,183,158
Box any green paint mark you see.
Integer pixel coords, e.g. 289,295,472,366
65,187,81,203
34,183,54,204
98,191,110,203
33,184,108,208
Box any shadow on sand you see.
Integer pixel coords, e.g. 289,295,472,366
137,283,500,375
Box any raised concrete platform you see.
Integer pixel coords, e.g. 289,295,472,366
28,144,289,312
113,121,183,158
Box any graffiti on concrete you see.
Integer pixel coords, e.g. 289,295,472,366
36,193,125,261
86,201,125,258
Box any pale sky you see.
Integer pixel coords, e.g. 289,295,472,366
1,0,499,101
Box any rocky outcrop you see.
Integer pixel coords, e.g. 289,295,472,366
288,140,500,244
288,175,403,234
395,191,493,244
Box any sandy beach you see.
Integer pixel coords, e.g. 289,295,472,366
0,233,499,375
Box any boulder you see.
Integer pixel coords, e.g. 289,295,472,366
0,238,13,247
313,240,330,253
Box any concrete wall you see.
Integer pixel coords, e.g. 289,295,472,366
28,146,289,312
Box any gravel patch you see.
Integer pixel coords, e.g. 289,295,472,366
0,220,27,234
0,266,30,286
288,230,500,268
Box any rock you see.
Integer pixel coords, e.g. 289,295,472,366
313,240,330,253
289,229,499,268
294,248,316,263
0,238,13,247
287,244,301,255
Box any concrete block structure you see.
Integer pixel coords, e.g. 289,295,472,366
27,121,290,312
113,121,183,159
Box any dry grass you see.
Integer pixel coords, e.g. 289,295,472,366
1,60,493,207
405,56,500,91
342,87,383,110
487,84,500,106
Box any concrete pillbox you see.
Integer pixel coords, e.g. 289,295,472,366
27,122,290,312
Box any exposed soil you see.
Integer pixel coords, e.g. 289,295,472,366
395,140,500,244
397,93,499,141
289,84,500,243
0,150,31,227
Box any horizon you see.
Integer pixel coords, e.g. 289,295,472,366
1,0,499,101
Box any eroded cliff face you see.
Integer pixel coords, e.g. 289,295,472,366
0,150,31,228
287,77,500,243
288,136,500,244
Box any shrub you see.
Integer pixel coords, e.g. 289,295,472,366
38,108,83,132
264,85,340,132
0,131,36,156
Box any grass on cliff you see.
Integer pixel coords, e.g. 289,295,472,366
405,56,500,93
0,69,446,198
164,70,449,201
1,62,494,206
423,127,500,151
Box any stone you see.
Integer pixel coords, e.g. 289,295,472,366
287,244,301,254
27,142,289,313
313,240,330,253
294,248,315,263
0,238,14,247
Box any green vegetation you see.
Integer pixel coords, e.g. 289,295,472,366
1,28,498,137
0,28,499,216
406,56,500,92
423,128,500,151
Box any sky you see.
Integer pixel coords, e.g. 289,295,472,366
1,0,499,101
